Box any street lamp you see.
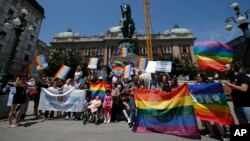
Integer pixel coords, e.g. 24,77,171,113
1,9,33,90
225,3,250,71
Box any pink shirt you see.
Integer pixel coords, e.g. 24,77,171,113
103,95,113,107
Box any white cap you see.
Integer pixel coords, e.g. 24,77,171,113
98,76,103,80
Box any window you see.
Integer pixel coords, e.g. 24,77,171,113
35,17,39,24
0,44,2,51
29,35,34,41
8,9,14,16
11,0,17,6
85,49,89,56
183,47,187,53
0,31,7,40
112,47,119,55
24,54,29,61
27,44,32,51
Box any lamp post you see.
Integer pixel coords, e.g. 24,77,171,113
1,9,33,90
225,3,250,71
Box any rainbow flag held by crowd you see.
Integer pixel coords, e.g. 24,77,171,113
194,41,233,72
110,61,125,76
123,65,131,78
137,57,147,71
35,54,48,70
55,65,71,80
134,83,200,138
89,82,110,99
120,48,128,57
189,83,235,125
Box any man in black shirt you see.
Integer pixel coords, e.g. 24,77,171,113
222,63,250,125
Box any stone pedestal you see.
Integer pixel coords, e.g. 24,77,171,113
109,54,138,67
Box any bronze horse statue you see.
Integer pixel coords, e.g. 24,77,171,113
120,4,135,38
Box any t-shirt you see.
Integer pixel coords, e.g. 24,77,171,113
230,73,250,107
103,95,113,107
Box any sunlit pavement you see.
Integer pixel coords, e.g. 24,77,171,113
0,102,235,141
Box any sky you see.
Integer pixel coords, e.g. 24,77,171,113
36,0,250,45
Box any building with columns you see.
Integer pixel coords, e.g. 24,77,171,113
50,25,196,66
0,0,45,78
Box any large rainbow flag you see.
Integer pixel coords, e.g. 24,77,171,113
89,82,110,99
193,41,233,72
134,83,200,138
189,83,234,125
110,61,125,76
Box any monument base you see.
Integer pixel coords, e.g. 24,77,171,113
109,54,138,67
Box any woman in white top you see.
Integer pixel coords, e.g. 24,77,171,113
74,66,83,80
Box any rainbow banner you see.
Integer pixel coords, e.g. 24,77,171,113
189,83,235,125
194,41,233,72
89,82,110,99
123,65,131,78
137,57,147,71
134,83,200,137
35,54,48,70
55,65,71,79
120,48,128,57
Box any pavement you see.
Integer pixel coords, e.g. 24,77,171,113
0,102,235,141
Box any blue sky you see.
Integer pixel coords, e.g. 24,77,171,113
36,0,250,44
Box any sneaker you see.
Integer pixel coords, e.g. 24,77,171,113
65,116,69,120
205,133,215,138
221,135,229,141
107,119,110,124
8,124,17,128
127,118,131,124
103,119,107,123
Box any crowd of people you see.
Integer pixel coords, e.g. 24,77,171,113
6,61,250,141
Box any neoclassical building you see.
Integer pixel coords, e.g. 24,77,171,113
50,25,197,66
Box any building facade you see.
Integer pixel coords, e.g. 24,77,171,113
227,36,250,69
51,25,197,66
0,0,45,78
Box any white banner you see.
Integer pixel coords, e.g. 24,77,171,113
38,88,86,112
156,61,172,72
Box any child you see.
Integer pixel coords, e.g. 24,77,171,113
103,90,113,124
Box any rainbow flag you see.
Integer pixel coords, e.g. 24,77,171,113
194,41,233,72
120,48,128,57
134,83,200,137
89,82,110,99
88,57,99,69
55,65,71,79
189,83,235,125
123,65,131,78
35,54,48,70
110,61,125,76
137,57,147,71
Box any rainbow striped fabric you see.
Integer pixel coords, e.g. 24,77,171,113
120,48,128,57
89,82,110,99
134,83,200,137
137,57,147,71
35,54,48,70
123,65,131,78
189,83,234,125
194,41,233,72
110,61,125,76
55,65,71,80
26,62,38,76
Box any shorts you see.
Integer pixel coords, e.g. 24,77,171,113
234,106,250,122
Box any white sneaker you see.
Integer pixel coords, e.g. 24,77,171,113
107,119,110,124
127,118,131,124
103,119,107,123
65,116,69,120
